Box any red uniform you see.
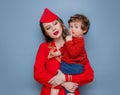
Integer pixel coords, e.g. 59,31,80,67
34,40,94,95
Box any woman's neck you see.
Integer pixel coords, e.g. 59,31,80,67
54,37,65,49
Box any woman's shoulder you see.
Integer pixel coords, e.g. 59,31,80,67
40,42,48,46
39,42,49,49
39,41,55,49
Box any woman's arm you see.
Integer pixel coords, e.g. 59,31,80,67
48,70,65,87
69,59,94,86
48,58,94,86
34,43,53,87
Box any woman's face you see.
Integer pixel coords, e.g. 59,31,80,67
43,20,63,39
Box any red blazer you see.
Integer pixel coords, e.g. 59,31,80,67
34,41,94,95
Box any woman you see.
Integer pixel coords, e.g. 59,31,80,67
34,8,94,95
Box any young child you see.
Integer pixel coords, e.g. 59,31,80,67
48,14,90,95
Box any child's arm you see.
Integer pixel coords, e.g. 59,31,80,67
65,34,72,42
65,32,84,57
65,37,84,57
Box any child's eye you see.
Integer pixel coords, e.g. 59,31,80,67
75,26,79,28
70,26,73,28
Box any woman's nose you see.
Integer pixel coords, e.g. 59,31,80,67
52,27,56,31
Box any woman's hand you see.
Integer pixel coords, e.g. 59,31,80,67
48,70,65,87
62,82,78,93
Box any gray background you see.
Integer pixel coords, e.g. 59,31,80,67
0,0,120,95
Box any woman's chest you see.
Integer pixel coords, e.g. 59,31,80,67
45,56,60,75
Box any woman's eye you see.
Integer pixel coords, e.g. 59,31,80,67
46,27,50,30
54,22,58,25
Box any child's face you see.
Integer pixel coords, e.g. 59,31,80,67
69,21,86,37
43,20,63,39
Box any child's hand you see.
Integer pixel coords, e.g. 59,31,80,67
65,31,72,41
65,35,72,41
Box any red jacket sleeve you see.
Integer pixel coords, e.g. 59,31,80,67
34,43,53,87
71,59,94,86
65,38,84,57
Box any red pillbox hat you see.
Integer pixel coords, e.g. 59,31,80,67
39,8,59,23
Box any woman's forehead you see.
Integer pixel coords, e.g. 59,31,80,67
43,20,58,26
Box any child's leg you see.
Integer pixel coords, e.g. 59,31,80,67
60,62,84,74
60,62,83,95
50,88,60,95
65,89,74,95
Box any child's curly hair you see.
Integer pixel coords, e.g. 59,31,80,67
68,14,90,35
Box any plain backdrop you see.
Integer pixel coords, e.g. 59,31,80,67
0,0,120,95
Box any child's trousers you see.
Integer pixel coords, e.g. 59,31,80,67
60,61,84,94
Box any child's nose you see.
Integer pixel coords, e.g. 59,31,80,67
71,30,75,34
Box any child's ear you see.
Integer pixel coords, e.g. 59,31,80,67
83,30,87,34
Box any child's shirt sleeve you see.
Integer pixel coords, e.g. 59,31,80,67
65,37,84,57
